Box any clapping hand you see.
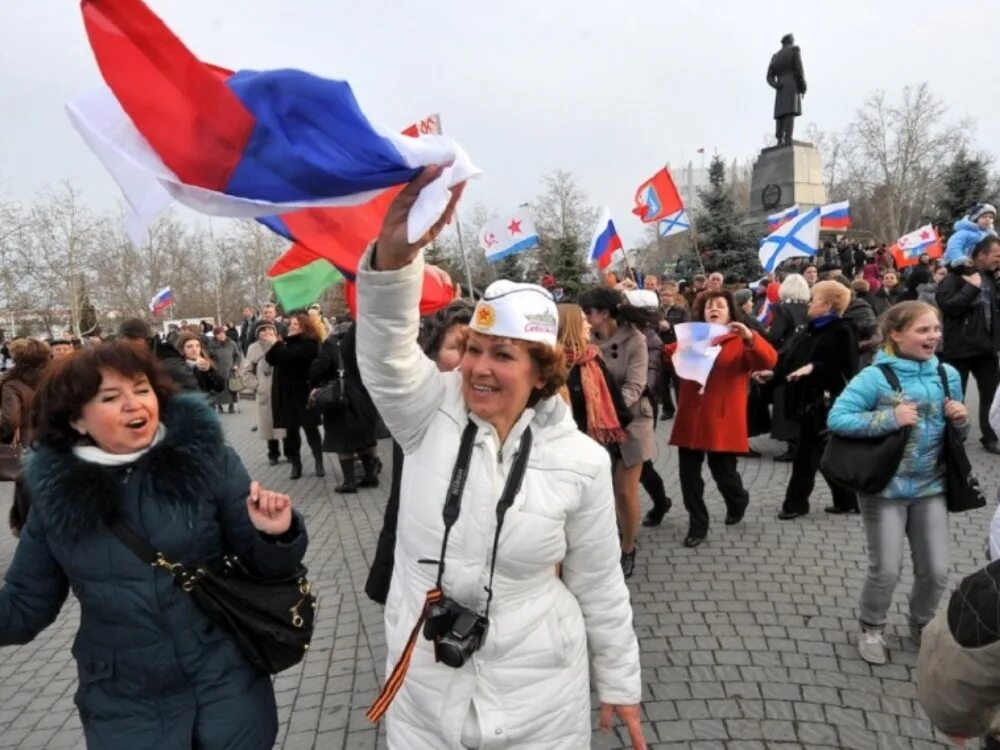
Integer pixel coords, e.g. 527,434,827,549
247,481,292,536
786,363,814,382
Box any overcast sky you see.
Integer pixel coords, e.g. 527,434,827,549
2,0,996,247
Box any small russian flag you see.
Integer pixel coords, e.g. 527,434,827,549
148,286,173,316
588,209,624,269
767,205,800,232
820,200,851,230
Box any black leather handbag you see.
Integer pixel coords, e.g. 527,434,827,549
820,364,911,495
109,517,316,674
310,340,349,414
936,364,987,514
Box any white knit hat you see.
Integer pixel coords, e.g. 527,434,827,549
471,281,558,347
625,289,659,309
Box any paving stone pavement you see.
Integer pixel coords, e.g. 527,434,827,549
0,385,998,749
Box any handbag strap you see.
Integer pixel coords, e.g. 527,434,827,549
108,516,164,567
937,363,951,399
875,363,903,395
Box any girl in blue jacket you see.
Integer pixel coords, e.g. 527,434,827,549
827,301,969,667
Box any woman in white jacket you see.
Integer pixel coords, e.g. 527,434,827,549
357,168,644,749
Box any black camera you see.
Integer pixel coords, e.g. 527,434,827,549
423,597,488,668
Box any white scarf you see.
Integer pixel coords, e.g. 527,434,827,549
73,424,168,467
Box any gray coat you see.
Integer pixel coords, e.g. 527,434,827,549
767,45,806,118
208,337,242,407
241,341,284,441
596,324,654,467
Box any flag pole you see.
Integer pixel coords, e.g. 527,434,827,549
453,216,476,300
687,217,708,276
433,112,474,299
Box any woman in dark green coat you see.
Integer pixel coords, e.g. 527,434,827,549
0,342,308,749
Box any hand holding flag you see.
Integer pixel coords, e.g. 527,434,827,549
374,167,466,271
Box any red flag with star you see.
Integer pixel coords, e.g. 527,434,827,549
889,224,943,268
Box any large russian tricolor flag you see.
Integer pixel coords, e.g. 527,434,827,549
820,200,852,230
68,0,477,247
588,209,624,269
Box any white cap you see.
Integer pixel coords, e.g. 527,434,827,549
471,280,558,347
625,289,659,309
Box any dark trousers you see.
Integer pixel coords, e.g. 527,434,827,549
678,448,749,537
640,460,671,514
283,424,323,461
659,371,679,415
783,420,857,514
948,353,999,443
775,114,796,144
266,439,281,461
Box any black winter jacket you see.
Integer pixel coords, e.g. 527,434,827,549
0,395,308,749
773,316,858,421
308,326,380,454
936,267,1000,360
266,335,320,431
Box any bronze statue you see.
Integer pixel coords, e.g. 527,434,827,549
767,33,807,145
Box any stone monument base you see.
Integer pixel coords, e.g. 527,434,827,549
749,141,827,224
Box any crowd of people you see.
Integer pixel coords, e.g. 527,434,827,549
0,182,999,747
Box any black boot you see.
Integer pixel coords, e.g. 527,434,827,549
289,458,303,480
359,454,382,488
335,458,358,494
267,440,280,466
313,450,325,478
640,461,672,527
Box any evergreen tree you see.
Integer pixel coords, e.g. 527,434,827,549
934,149,994,236
540,236,587,298
494,254,525,283
691,155,761,279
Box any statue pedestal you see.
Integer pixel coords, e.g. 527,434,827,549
749,141,827,224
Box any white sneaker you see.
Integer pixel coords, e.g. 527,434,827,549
858,629,887,665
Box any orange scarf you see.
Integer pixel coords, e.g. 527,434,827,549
566,345,627,445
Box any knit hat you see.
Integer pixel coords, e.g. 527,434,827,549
970,203,997,222
624,289,659,309
733,289,753,306
471,281,558,347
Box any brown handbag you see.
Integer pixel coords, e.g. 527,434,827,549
0,430,22,482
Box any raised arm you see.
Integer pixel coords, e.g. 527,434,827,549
356,167,466,454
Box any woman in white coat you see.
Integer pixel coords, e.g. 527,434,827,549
358,168,644,749
240,322,285,465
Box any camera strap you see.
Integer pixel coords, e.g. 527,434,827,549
483,426,532,622
433,420,479,589
367,420,533,726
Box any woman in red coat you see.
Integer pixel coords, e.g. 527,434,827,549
665,291,778,548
